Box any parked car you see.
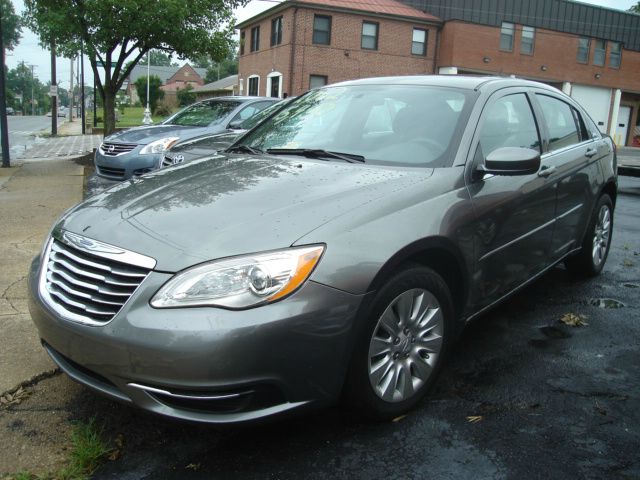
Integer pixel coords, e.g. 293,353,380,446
29,76,616,424
6,107,15,115
161,98,295,168
94,96,278,180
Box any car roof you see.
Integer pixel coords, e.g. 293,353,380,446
198,96,276,103
330,75,560,93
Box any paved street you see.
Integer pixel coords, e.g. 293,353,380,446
0,173,638,478
3,116,51,158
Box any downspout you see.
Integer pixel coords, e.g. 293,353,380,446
432,23,441,74
289,7,298,96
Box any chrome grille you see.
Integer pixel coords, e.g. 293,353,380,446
162,155,174,167
100,142,137,156
42,238,151,324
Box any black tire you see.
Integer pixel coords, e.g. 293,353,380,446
343,266,454,420
565,194,613,277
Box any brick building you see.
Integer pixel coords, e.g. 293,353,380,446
237,0,640,147
236,0,440,98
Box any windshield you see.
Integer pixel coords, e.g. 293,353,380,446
167,100,242,127
238,85,472,167
239,99,288,130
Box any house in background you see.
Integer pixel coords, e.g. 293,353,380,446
193,75,239,100
236,0,440,98
237,0,640,147
124,64,207,107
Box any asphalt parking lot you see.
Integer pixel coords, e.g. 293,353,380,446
3,172,638,479
70,175,638,479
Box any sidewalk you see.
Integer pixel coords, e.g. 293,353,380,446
0,160,85,394
16,119,103,161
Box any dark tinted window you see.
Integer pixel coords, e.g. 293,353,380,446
610,42,621,68
479,93,540,157
169,100,242,127
248,77,259,96
537,95,581,151
313,15,331,45
271,16,283,46
251,26,260,52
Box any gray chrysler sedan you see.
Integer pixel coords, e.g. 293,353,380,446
29,76,616,424
94,96,277,180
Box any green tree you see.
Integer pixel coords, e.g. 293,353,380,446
629,2,640,13
1,0,22,51
135,75,164,113
176,84,196,107
5,62,50,114
149,50,176,67
24,0,242,135
204,53,238,83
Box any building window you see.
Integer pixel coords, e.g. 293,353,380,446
313,15,332,45
267,72,283,98
240,31,245,55
361,21,379,50
271,16,283,46
500,22,514,52
250,26,260,52
248,76,259,96
577,37,590,64
594,39,606,66
411,28,427,56
610,41,621,68
520,26,535,55
309,75,328,89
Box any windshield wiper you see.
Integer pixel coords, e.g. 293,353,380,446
266,148,365,163
225,144,264,155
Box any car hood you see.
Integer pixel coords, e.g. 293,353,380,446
171,131,241,153
56,155,434,272
105,124,212,145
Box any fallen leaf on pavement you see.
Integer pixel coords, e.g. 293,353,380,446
466,416,483,423
559,313,588,327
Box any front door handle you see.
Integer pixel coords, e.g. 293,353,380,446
538,165,556,178
585,147,598,158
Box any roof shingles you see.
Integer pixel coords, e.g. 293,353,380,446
296,0,439,21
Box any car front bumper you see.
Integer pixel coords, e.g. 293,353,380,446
28,254,364,424
94,146,162,181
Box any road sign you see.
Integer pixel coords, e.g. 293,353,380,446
49,85,58,97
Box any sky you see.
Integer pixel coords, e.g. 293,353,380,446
4,0,638,87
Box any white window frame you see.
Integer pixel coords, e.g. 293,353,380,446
266,71,283,98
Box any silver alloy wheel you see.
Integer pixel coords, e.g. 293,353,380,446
368,288,444,403
592,204,611,267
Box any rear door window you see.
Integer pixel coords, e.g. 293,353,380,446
536,95,581,151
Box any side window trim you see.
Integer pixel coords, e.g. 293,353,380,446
531,92,594,155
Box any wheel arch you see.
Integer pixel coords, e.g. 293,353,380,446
366,237,469,321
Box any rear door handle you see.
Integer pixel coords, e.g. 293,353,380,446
538,165,556,178
585,147,598,158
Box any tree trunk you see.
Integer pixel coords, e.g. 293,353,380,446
103,89,117,136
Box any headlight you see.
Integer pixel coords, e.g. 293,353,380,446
150,245,325,309
140,137,180,155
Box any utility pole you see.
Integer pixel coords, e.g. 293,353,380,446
92,53,97,127
0,7,11,167
80,42,85,134
51,41,57,135
142,51,152,125
30,65,35,115
69,57,74,122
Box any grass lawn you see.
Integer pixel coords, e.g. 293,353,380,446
89,106,173,128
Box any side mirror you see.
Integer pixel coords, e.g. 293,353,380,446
228,120,243,130
478,147,541,176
